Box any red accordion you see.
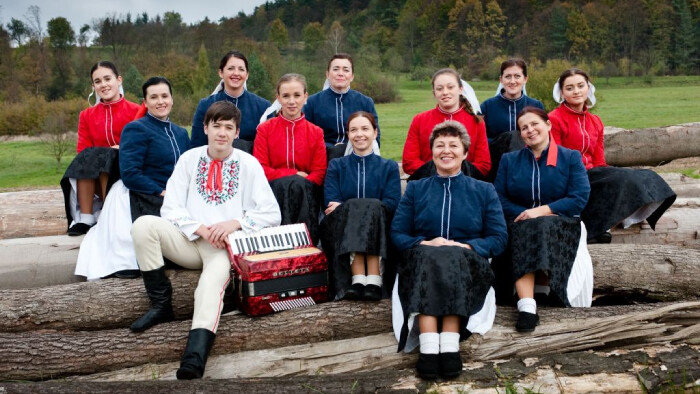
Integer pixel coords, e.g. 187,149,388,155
226,223,328,316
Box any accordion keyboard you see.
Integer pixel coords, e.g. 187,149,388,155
228,223,311,255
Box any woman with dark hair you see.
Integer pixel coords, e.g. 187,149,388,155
303,53,380,159
61,61,141,236
549,68,676,243
320,111,401,301
254,73,327,243
190,51,271,152
494,106,592,333
402,68,491,180
481,58,545,181
74,76,190,280
392,120,507,379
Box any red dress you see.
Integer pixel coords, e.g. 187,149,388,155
401,106,491,176
254,114,327,186
77,96,140,153
548,104,606,170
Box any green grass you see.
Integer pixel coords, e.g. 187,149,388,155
0,140,77,190
376,76,700,161
1,76,699,189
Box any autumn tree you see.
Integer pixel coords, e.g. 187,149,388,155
192,44,212,95
326,21,345,54
566,9,591,60
267,18,289,51
302,22,325,55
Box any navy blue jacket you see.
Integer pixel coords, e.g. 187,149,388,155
324,152,401,214
481,93,544,141
391,173,507,258
494,142,590,221
303,88,380,146
119,114,190,195
190,89,271,147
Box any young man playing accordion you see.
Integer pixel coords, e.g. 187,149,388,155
129,101,281,379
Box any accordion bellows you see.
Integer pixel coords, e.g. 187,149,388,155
227,224,328,316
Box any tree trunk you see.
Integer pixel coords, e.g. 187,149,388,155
0,189,65,239
610,207,700,249
1,244,699,334
0,301,697,382
604,123,700,166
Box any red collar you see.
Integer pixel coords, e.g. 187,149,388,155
436,105,464,116
279,113,306,125
546,137,558,167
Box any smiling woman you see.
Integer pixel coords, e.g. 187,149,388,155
253,74,327,244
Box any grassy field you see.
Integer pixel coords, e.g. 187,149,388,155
1,75,699,189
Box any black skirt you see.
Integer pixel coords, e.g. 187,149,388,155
129,191,164,222
397,245,494,351
487,130,524,182
60,147,120,227
583,166,676,238
492,216,581,306
319,198,395,300
407,160,483,182
270,175,322,245
326,143,348,164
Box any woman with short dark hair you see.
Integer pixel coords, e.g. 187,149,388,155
392,120,507,379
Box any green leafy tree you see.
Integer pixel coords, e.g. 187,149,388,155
122,64,144,98
47,17,75,49
246,52,274,100
7,18,27,46
192,43,212,95
671,0,695,72
302,22,325,55
47,17,76,100
267,18,289,51
566,9,591,60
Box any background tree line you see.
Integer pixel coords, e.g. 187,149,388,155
0,0,698,135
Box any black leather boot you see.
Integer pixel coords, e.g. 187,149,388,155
130,267,175,332
176,329,216,380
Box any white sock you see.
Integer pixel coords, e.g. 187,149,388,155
366,275,382,287
534,285,550,295
419,332,439,354
351,275,367,286
439,332,460,353
77,213,96,225
517,297,537,314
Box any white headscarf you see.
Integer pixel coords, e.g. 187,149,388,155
460,79,482,114
553,80,596,108
494,83,527,97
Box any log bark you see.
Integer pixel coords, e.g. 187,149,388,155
2,244,699,333
604,123,700,166
610,208,700,249
0,189,65,239
1,301,697,382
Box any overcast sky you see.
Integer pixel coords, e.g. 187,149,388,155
1,1,269,31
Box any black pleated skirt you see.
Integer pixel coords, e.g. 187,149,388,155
583,166,676,238
319,198,395,300
60,147,120,227
397,245,493,351
269,175,322,244
492,216,581,306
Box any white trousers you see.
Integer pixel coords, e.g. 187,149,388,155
132,215,231,333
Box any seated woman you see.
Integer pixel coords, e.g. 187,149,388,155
480,58,545,181
61,61,140,235
494,107,592,333
549,69,676,243
254,73,327,244
391,121,507,379
74,76,190,280
320,111,401,301
402,68,491,180
189,50,270,153
303,53,380,158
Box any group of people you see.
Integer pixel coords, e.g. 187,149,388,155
61,52,676,380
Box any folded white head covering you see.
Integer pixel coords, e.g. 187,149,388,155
552,80,596,108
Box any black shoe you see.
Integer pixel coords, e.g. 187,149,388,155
416,353,440,379
130,267,175,332
588,231,612,244
113,270,141,279
515,311,540,333
67,222,92,236
439,352,463,378
344,283,365,300
176,329,216,380
363,284,382,301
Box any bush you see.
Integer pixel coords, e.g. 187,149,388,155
527,59,573,111
353,72,400,104
0,95,85,136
